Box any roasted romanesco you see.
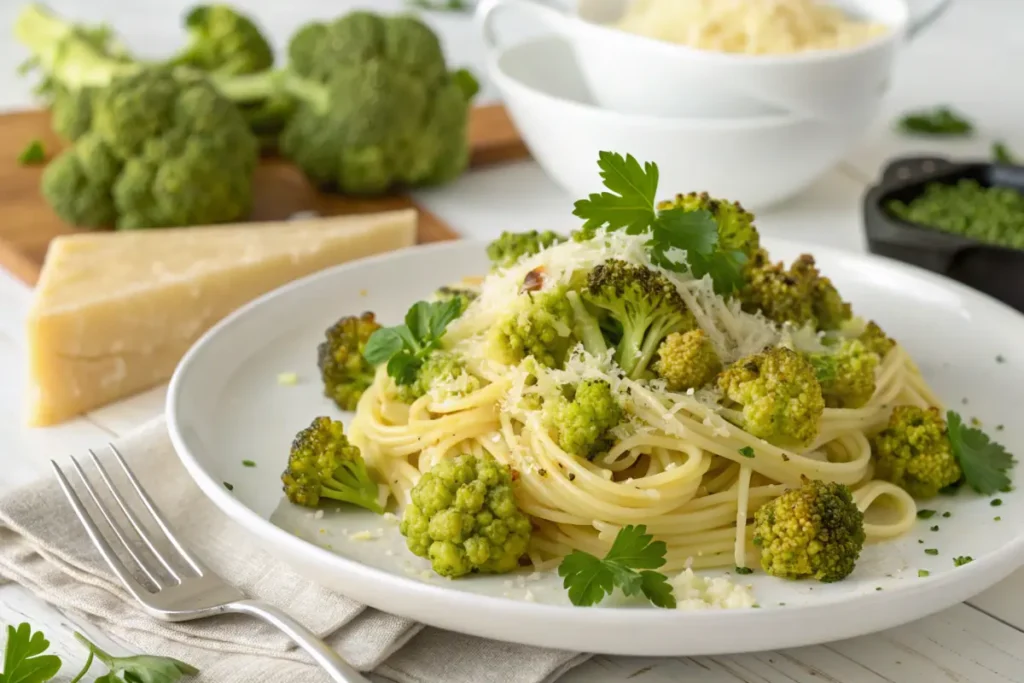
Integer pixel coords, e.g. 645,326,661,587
657,191,760,259
489,286,576,368
394,350,481,403
281,417,383,512
807,338,879,409
753,480,865,582
741,252,851,331
547,379,625,459
654,329,722,392
871,406,962,499
400,453,532,578
318,312,381,411
717,347,825,449
486,230,566,270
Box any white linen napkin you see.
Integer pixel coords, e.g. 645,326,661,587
0,419,589,682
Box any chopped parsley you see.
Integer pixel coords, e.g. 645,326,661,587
925,548,939,556
953,556,973,567
896,106,974,136
991,498,1003,506
917,509,937,519
242,459,256,468
918,570,930,578
738,446,755,458
223,481,234,491
942,511,951,518
995,516,1002,521
735,566,753,575
930,525,939,532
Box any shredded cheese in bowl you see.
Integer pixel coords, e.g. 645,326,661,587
615,0,890,55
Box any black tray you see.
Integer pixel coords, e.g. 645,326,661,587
863,155,1024,313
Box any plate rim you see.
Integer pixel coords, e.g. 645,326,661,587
166,237,1024,656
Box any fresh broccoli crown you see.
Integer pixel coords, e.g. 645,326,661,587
871,406,962,499
718,346,825,448
741,251,852,331
753,479,865,582
657,191,760,258
278,11,476,194
486,230,567,270
399,453,532,578
810,339,879,409
281,416,383,512
395,350,481,403
434,285,478,314
583,260,695,380
318,311,381,411
41,132,121,228
171,5,274,77
489,286,576,368
548,379,625,459
859,320,896,358
654,329,722,392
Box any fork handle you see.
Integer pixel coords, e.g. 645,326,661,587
227,599,371,683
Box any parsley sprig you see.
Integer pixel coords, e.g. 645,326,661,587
572,152,746,294
363,299,462,385
557,524,675,608
1,623,61,683
947,411,1014,495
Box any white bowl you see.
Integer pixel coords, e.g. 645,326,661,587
487,35,882,209
477,0,952,119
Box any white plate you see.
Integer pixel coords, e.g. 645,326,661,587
167,239,1024,656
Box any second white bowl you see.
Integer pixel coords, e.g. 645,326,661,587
488,35,882,210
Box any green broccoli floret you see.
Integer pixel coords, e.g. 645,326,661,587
434,285,478,314
395,350,481,403
858,320,896,358
39,133,121,226
271,11,479,194
753,479,865,582
489,286,577,368
807,339,879,409
654,329,721,391
547,379,624,459
871,406,962,499
399,453,532,578
583,260,695,380
718,347,825,448
169,5,274,77
657,191,760,259
741,251,851,331
486,230,566,270
282,416,383,512
318,312,381,411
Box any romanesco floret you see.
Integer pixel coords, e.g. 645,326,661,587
807,339,879,409
486,230,566,270
281,416,383,512
753,479,865,582
654,329,722,392
858,320,896,358
395,350,481,403
870,406,962,499
547,379,625,459
399,453,532,578
741,252,851,331
318,312,381,411
657,191,760,259
717,347,825,448
489,286,576,368
583,260,695,380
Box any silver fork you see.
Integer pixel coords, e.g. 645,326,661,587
52,446,370,683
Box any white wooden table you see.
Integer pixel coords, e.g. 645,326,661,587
3,0,1024,680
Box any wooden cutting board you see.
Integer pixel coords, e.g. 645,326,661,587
0,104,530,286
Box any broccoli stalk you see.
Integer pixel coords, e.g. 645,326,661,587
583,260,695,380
282,417,383,512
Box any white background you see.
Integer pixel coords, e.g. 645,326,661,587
3,0,1024,680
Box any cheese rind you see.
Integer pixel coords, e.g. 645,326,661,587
28,210,417,426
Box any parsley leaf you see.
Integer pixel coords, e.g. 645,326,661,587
1,623,62,683
571,152,747,294
17,140,46,166
363,298,462,385
557,524,675,608
896,106,974,136
73,633,197,683
947,410,1014,495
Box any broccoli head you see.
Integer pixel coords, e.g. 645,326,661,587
753,480,865,582
489,286,576,368
654,329,722,392
741,252,852,331
807,339,879,409
657,191,760,259
40,133,121,227
871,406,962,499
858,320,896,358
486,230,566,270
282,416,383,512
718,347,825,448
399,453,532,578
583,260,695,380
170,5,274,77
547,379,625,459
318,312,381,411
275,11,479,194
394,350,481,404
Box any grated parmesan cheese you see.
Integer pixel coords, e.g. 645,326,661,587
670,569,757,610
